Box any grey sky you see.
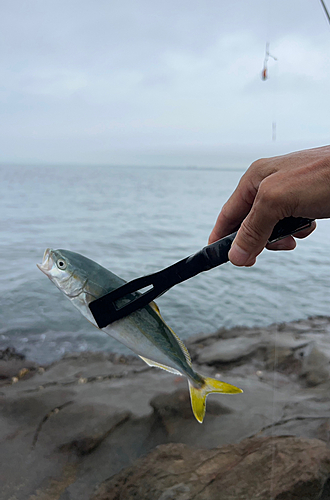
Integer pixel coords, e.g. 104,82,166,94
1,0,329,167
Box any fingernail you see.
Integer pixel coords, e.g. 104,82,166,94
229,243,251,266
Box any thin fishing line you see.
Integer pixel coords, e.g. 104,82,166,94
269,267,279,499
320,0,330,25
271,58,279,142
268,3,328,497
261,0,278,142
264,0,278,496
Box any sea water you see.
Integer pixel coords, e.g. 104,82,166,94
1,164,330,363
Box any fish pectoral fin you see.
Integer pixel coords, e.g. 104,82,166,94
138,355,182,376
188,376,243,424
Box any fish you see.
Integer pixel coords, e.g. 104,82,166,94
37,248,243,423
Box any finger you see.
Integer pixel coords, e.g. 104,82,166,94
228,217,274,266
208,175,258,244
208,210,240,244
266,236,296,251
292,220,317,239
265,222,316,251
228,183,282,266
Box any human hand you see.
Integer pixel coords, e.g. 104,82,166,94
208,146,330,266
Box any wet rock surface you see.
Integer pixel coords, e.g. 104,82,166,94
0,347,38,383
1,316,330,499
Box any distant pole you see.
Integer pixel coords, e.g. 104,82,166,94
320,0,330,24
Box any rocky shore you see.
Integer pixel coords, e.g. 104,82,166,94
1,316,330,500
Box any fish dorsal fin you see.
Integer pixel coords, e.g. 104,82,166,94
138,355,182,376
149,301,192,368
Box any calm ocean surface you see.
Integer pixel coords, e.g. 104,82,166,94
1,164,330,363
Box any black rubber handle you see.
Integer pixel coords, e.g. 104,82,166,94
268,216,314,243
89,216,314,327
188,216,314,271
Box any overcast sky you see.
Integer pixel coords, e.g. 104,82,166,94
1,0,330,167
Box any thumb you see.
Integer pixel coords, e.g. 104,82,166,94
228,212,277,267
228,176,286,266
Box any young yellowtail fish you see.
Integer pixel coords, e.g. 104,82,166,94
37,249,242,423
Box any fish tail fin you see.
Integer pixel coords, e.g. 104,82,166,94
188,376,243,424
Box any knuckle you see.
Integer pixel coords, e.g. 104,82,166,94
257,179,280,206
249,158,271,179
256,178,290,216
221,202,234,222
250,158,266,172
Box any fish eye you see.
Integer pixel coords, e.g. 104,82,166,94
56,259,67,270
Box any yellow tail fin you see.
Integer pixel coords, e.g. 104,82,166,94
188,376,243,423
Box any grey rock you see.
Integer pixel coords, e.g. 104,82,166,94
0,358,38,384
197,336,260,364
1,316,330,500
301,345,330,386
91,437,330,500
0,347,25,361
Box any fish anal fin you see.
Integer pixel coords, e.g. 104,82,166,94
149,302,192,368
150,301,161,315
139,355,182,376
188,376,243,424
168,326,192,367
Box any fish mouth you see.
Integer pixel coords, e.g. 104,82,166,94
37,248,54,275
